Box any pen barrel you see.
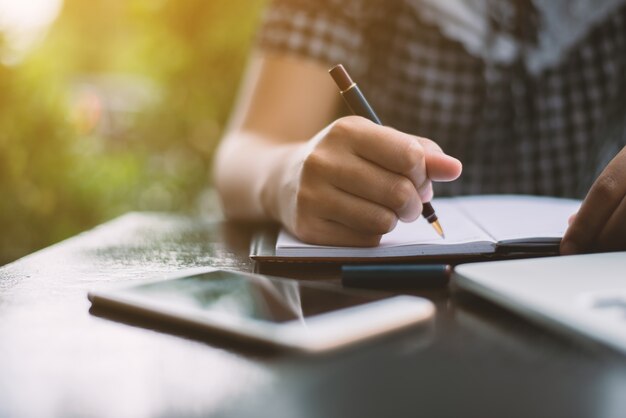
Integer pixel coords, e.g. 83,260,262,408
340,85,382,125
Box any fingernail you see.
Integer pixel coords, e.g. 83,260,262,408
441,153,459,162
560,240,579,255
442,155,463,171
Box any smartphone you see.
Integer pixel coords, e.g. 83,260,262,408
88,268,434,353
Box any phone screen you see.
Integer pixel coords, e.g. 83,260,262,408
126,271,383,323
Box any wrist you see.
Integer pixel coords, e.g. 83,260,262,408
259,142,303,224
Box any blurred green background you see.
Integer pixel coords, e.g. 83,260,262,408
0,0,266,264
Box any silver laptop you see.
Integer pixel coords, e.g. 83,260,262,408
454,252,626,354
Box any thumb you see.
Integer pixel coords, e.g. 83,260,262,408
418,137,462,181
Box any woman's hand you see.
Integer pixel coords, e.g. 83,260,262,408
272,116,462,246
561,146,626,254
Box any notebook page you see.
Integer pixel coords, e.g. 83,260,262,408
455,195,581,243
276,199,495,257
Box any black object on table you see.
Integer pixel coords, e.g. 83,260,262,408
341,264,451,289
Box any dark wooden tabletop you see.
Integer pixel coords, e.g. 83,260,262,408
1,211,626,418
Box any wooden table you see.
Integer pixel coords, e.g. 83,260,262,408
1,212,625,418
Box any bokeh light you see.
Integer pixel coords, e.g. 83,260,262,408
0,0,267,264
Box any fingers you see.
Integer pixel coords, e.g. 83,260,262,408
332,117,422,174
561,147,626,254
416,136,463,181
568,213,577,226
297,181,398,236
319,153,423,221
417,180,434,203
332,117,462,187
291,181,394,246
594,196,626,251
288,117,463,246
293,217,383,247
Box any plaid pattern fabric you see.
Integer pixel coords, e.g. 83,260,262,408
257,0,626,198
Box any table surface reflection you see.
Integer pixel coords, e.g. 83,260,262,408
1,212,625,418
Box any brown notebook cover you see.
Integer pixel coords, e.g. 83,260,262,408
249,228,559,265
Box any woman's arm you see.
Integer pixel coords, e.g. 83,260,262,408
214,52,339,220
214,52,462,246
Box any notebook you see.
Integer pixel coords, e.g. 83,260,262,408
253,195,580,262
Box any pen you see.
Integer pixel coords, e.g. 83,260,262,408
329,64,445,238
341,264,452,289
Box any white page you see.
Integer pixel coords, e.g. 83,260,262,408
455,195,581,243
276,199,495,257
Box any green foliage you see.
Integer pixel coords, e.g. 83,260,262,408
0,0,266,264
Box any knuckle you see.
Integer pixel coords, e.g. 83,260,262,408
330,117,356,137
329,116,369,145
301,151,325,178
420,137,443,153
398,140,423,173
387,177,414,211
369,208,398,234
593,174,620,200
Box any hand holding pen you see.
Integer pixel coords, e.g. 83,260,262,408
273,66,462,247
329,64,452,237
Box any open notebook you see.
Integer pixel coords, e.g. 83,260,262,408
273,195,581,259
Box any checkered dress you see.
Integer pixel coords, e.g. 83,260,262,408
257,0,626,198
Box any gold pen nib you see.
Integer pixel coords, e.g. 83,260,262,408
431,220,445,239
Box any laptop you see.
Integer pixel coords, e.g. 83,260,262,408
453,252,626,354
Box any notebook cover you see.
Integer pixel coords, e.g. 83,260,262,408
249,228,559,266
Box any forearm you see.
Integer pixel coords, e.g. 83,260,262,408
214,131,302,221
